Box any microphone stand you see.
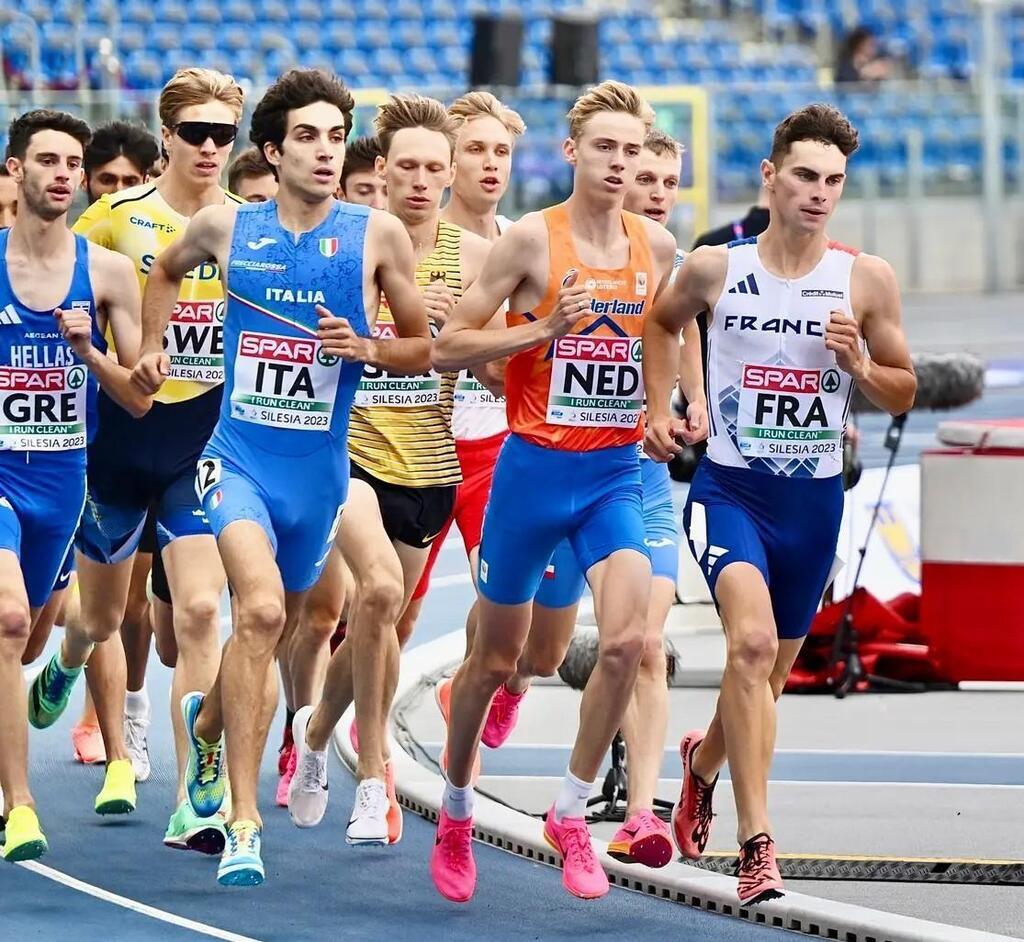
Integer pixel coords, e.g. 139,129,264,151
829,412,924,697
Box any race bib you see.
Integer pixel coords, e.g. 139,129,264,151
230,330,340,431
454,369,503,410
0,364,88,451
354,321,441,408
737,363,843,458
546,335,643,428
164,299,225,383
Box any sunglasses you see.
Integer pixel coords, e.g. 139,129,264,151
173,121,238,147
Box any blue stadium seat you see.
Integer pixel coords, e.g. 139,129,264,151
325,24,359,53
182,25,216,54
150,24,182,54
292,0,323,21
158,0,189,25
292,25,324,55
41,23,79,88
123,50,163,90
222,26,251,54
259,0,291,24
191,1,222,25
223,0,256,23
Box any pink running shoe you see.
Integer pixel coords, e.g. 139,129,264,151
608,810,673,868
481,684,524,749
71,723,105,765
737,832,785,905
275,743,297,808
543,805,609,899
430,808,476,903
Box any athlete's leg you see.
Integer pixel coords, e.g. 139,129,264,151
693,634,804,789
506,601,578,693
73,555,135,764
121,551,153,696
568,549,649,781
306,482,403,784
162,535,225,802
0,550,34,811
21,588,65,665
620,574,674,815
151,596,177,667
194,520,287,828
289,545,348,710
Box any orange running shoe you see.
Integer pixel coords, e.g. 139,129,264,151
71,723,105,765
737,832,785,905
671,729,718,860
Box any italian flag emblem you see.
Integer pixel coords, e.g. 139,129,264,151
319,237,339,258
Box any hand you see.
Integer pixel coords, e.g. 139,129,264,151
825,311,868,380
644,414,689,462
679,399,709,445
131,351,171,395
54,306,95,360
317,304,370,362
545,269,592,339
422,280,456,327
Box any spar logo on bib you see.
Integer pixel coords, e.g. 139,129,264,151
165,300,225,382
736,364,842,458
546,335,644,428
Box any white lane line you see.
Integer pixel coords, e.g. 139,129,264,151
16,860,263,942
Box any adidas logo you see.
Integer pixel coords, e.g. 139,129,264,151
727,274,759,296
0,304,22,325
705,545,729,575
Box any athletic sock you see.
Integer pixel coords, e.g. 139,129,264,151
443,782,474,821
125,685,149,718
554,770,594,821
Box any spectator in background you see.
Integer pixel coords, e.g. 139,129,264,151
83,120,160,203
337,135,386,208
0,162,16,228
227,146,278,202
836,26,892,84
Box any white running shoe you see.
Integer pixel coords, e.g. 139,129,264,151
288,705,328,828
346,778,388,846
124,712,151,783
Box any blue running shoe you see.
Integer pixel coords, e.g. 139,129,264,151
217,820,264,887
181,692,227,819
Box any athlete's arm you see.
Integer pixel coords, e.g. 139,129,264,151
64,250,151,417
132,204,234,394
643,245,725,460
71,193,115,248
835,254,916,415
433,220,588,372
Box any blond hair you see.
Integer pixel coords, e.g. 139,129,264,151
159,67,244,128
374,94,459,157
566,80,654,140
643,128,684,160
448,91,526,139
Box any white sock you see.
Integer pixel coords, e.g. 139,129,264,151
443,782,474,821
125,686,149,718
554,770,594,821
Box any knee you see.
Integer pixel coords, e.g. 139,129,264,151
235,594,285,652
517,637,564,678
476,654,516,692
639,634,667,678
0,600,30,651
359,571,403,631
598,631,645,677
727,622,778,679
768,663,791,701
302,605,341,647
174,592,221,646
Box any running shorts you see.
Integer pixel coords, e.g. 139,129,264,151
683,457,844,640
350,460,456,549
478,434,648,607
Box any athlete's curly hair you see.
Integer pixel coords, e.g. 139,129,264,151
340,135,383,190
770,104,859,165
7,109,91,161
250,69,355,163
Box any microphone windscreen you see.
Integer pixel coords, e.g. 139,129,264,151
852,352,984,413
557,627,600,691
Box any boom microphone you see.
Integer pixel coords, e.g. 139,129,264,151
852,352,985,413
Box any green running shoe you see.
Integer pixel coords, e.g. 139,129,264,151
28,653,81,729
181,691,227,818
164,801,226,856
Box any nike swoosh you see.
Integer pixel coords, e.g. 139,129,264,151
422,531,441,545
